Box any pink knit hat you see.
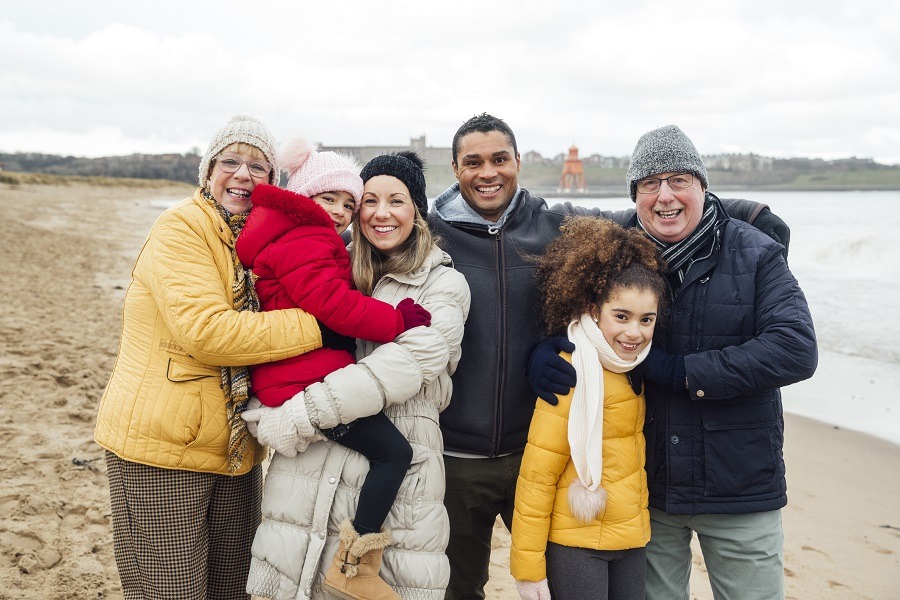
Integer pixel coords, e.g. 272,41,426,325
279,137,364,211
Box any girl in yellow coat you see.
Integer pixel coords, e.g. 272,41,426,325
511,218,666,600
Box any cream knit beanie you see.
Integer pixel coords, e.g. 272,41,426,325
198,114,279,187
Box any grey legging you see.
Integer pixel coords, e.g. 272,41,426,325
546,541,646,600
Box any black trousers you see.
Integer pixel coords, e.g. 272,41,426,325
443,452,523,600
325,411,413,534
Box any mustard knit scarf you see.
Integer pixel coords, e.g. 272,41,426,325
204,189,260,473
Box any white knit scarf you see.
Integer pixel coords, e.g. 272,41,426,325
566,313,651,523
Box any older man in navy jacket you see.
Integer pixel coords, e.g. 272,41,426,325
531,125,817,600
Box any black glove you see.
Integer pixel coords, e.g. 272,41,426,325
627,370,644,396
751,207,790,261
638,346,687,390
526,336,576,406
318,320,356,354
721,198,790,261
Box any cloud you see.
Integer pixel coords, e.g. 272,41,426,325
2,1,899,163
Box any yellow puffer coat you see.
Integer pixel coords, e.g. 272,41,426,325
95,189,322,475
510,353,650,582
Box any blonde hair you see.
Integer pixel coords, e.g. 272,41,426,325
351,211,436,295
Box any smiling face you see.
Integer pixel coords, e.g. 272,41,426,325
593,285,659,360
310,191,355,234
452,130,521,222
634,171,706,243
358,175,416,256
208,144,270,214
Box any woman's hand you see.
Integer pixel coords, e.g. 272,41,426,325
396,297,431,332
242,394,321,456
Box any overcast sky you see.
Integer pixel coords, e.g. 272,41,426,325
2,0,899,164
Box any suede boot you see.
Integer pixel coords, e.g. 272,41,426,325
322,520,400,600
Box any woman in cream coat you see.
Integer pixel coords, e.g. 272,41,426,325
244,151,471,600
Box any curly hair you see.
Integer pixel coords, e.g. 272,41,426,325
536,217,667,335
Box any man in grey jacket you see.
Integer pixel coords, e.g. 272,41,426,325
428,114,791,599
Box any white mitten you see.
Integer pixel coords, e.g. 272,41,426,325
241,396,264,438
283,392,324,453
515,579,551,600
242,393,319,457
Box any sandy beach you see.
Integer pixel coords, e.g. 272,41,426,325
1,179,898,599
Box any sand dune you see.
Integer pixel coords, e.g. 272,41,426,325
1,180,897,599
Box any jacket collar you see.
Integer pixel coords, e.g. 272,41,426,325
192,187,235,246
432,182,523,229
382,245,449,286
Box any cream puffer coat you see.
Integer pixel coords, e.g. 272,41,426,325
510,357,650,582
246,245,471,600
95,189,322,475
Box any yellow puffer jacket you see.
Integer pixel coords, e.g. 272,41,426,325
95,189,322,475
510,353,650,582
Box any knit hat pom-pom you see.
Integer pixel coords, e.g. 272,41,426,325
396,149,425,170
278,137,315,177
568,478,607,524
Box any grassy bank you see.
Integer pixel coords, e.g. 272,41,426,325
0,171,192,189
5,167,899,198
425,163,900,196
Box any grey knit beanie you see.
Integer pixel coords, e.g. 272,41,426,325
360,150,428,216
625,125,709,201
198,114,279,187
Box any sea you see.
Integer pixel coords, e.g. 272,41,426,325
557,190,900,446
155,189,900,445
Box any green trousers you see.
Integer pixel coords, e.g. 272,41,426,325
646,507,784,600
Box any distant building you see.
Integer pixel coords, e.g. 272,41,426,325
703,153,774,172
317,137,782,176
584,154,629,169
318,135,452,169
522,150,548,165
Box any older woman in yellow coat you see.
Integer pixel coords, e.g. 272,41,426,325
94,115,324,600
511,219,666,600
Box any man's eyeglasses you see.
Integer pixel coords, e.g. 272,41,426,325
215,155,272,179
636,173,694,194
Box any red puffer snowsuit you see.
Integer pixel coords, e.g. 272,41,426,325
235,183,403,406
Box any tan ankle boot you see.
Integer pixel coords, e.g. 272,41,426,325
322,520,400,600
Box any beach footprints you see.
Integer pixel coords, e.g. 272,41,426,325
0,527,60,574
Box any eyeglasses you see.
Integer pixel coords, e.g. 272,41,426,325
636,173,694,194
214,154,272,179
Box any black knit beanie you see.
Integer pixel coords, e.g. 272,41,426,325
360,150,428,215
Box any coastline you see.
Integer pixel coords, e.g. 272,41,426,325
1,180,898,599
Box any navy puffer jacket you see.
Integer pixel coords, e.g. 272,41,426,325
635,194,817,515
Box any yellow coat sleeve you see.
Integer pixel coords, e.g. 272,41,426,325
138,201,321,366
510,353,574,582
